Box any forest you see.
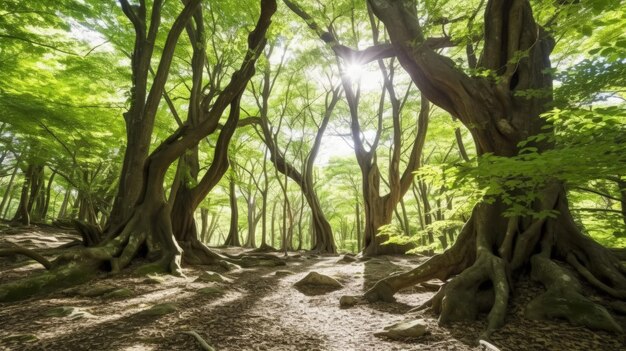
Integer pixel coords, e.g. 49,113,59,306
0,0,625,350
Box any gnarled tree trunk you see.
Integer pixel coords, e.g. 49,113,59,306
0,0,278,302
355,0,626,336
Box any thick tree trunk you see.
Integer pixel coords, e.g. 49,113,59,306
107,0,199,233
0,0,278,303
353,0,626,336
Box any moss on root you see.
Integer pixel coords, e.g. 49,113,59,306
0,261,99,302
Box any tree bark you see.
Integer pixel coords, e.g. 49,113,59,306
107,0,197,233
356,0,626,335
224,174,241,246
0,166,18,218
0,0,278,303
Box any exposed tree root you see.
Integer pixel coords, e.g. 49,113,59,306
251,244,279,253
0,257,100,302
179,330,216,351
180,238,285,270
363,214,477,303
348,198,626,337
526,255,622,333
72,220,103,247
0,246,52,269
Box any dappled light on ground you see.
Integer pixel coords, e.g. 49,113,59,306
1,227,625,350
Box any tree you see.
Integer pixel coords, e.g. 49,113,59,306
247,45,339,253
350,0,626,336
0,0,278,302
283,0,431,256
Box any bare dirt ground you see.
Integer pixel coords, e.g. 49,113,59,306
0,224,625,351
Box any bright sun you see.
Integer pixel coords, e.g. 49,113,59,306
345,63,364,79
343,63,381,91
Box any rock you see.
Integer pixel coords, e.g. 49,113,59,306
294,272,342,289
275,270,294,277
103,288,134,299
339,255,357,263
198,286,224,295
195,271,232,284
339,295,359,308
140,303,178,316
143,274,166,284
374,319,429,339
44,306,95,319
2,334,39,343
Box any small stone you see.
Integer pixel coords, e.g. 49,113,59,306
339,255,357,263
275,270,294,277
374,319,429,339
339,295,359,308
140,303,178,316
103,288,134,299
294,272,342,289
195,271,231,283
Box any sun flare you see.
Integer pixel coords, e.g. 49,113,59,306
343,62,381,91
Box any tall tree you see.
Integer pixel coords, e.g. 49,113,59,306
0,0,278,302
356,0,625,335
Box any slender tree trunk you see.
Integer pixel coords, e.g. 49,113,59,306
12,164,36,225
200,208,209,242
618,178,626,226
0,166,18,218
244,197,258,248
3,193,14,219
271,200,277,248
224,175,241,246
355,200,362,252
58,188,71,219
39,171,56,221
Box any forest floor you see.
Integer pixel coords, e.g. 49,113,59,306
0,225,625,351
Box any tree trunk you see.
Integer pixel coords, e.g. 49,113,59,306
200,208,209,242
244,197,259,248
0,0,278,303
107,0,199,233
57,187,71,219
11,164,38,225
358,0,626,336
224,175,241,246
252,86,339,253
355,200,362,252
0,166,18,218
39,170,56,221
618,178,626,226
